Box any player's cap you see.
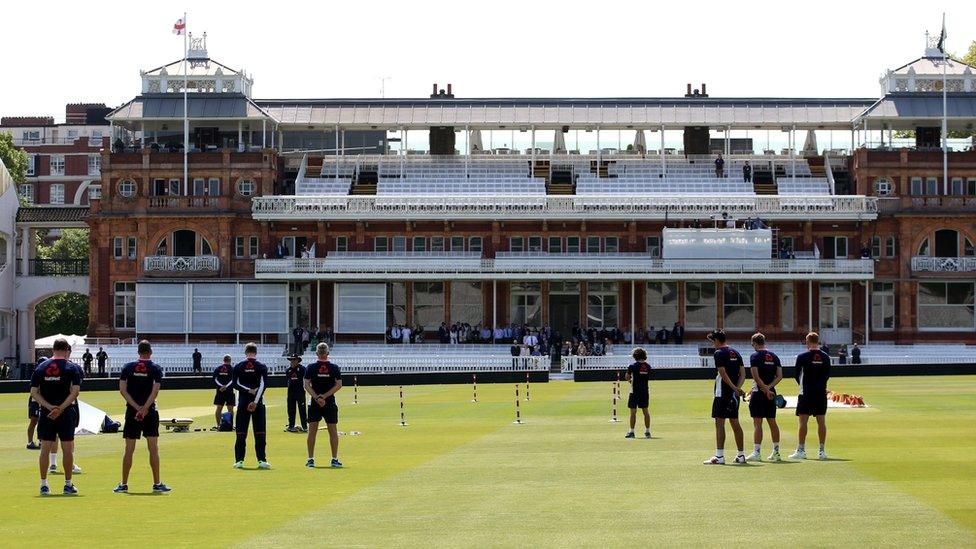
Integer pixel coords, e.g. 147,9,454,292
705,329,727,343
287,353,302,361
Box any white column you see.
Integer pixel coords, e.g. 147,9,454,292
20,226,30,275
316,280,321,331
864,282,870,345
237,121,243,151
791,124,796,178
492,280,497,329
808,280,813,332
262,120,266,148
660,124,666,174
464,125,470,179
630,280,635,338
335,125,340,178
530,126,536,173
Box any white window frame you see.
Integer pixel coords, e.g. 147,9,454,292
126,237,137,260
118,179,136,198
114,282,136,330
49,183,65,205
885,235,896,258
88,154,101,176
917,281,976,332
26,154,36,176
874,178,892,196
50,154,65,176
113,237,124,259
335,236,348,252
468,236,483,253
237,179,255,197
871,282,895,331
374,236,388,252
19,184,34,204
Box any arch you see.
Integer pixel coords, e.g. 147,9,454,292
909,224,976,259
147,222,219,258
73,180,93,205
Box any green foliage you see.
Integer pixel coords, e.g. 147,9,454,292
34,293,89,338
0,133,28,184
961,40,976,67
35,228,90,260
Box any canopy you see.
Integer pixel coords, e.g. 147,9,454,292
35,334,87,349
802,130,818,154
553,129,567,153
469,129,483,152
634,130,647,154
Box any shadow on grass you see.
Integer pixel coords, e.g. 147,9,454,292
125,492,166,496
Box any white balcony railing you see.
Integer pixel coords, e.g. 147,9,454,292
911,256,976,272
143,255,220,272
254,255,874,281
252,194,878,221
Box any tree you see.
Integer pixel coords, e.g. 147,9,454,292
0,132,28,184
962,40,976,67
33,229,91,338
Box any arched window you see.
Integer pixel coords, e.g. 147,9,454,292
917,238,929,257
966,238,975,257
156,230,214,257
934,229,959,257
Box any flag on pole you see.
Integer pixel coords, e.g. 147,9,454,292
936,14,947,54
173,18,186,35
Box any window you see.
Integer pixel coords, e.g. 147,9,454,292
780,236,795,255
237,179,255,197
645,282,678,328
548,236,562,253
605,236,619,253
127,237,137,260
968,178,976,196
910,177,923,196
871,282,895,331
50,154,65,176
19,184,34,204
49,184,65,205
885,236,897,258
200,238,213,256
152,179,168,196
509,237,524,253
118,179,136,198
510,282,542,326
586,282,618,328
26,155,35,176
113,237,124,259
874,178,892,196
431,236,445,252
412,282,444,327
450,236,464,251
392,236,407,252
468,236,482,253
918,238,929,256
235,236,259,258
235,237,246,258
22,130,39,143
951,177,965,196
387,282,406,326
917,282,975,330
248,236,259,257
88,154,101,176
374,236,388,252
114,282,136,329
871,236,881,258
335,236,348,252
288,283,311,329
412,236,426,252
68,130,78,139
169,179,181,196
966,238,975,257
451,281,483,325
527,236,543,252
824,236,848,259
566,236,581,253
646,236,661,258
781,282,794,331
193,178,220,196
586,236,601,253
925,177,939,196
684,282,717,329
91,130,103,143
89,185,102,200
723,282,755,330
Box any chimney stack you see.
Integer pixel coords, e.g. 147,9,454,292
686,83,692,97
701,83,707,97
432,83,438,95
447,83,452,96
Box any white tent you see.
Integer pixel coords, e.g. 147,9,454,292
553,130,567,153
76,400,108,435
802,130,818,155
35,334,87,349
634,130,647,155
469,129,484,152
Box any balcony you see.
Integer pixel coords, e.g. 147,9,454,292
17,259,89,276
879,196,976,214
143,255,220,275
148,196,222,209
252,194,878,221
254,254,874,281
911,256,976,273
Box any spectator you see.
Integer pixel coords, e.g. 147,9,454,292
480,325,491,342
96,347,108,376
646,326,656,344
593,340,604,356
820,342,830,356
192,348,202,373
401,325,412,344
438,323,450,344
0,361,7,380
82,349,94,376
714,153,725,178
860,243,871,259
672,322,685,345
851,343,862,365
389,324,401,344
302,327,311,352
837,345,848,365
692,218,703,229
316,326,327,346
292,326,304,354
742,161,752,182
510,341,521,369
604,338,614,356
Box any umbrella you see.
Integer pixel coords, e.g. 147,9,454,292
469,129,483,152
802,130,818,155
553,129,567,153
633,130,647,155
34,333,87,349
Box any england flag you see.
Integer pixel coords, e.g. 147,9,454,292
173,18,186,35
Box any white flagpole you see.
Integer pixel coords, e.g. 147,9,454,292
183,11,189,197
941,14,948,193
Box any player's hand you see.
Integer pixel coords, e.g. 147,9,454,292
737,388,746,398
48,406,63,419
764,388,774,400
247,402,257,412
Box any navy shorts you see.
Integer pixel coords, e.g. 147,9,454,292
28,398,40,419
37,406,78,442
749,391,777,419
214,388,235,406
123,407,160,439
308,401,338,424
627,391,649,409
711,395,740,419
796,394,828,416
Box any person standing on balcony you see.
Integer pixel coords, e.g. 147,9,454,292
191,348,202,374
742,161,752,183
81,349,93,376
673,322,685,345
438,323,450,344
96,347,108,377
714,154,725,178
851,343,862,365
401,325,412,344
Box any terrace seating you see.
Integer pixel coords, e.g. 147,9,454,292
776,177,832,195
296,177,353,195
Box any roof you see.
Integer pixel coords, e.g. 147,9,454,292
107,93,273,121
16,206,89,224
253,97,876,129
856,93,976,124
890,56,976,76
143,58,244,78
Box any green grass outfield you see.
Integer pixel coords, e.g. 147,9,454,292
1,376,974,548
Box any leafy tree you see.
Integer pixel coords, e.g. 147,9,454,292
0,132,28,184
33,229,91,338
962,40,976,67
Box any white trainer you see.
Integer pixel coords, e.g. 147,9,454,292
767,451,782,462
744,451,761,462
733,454,748,464
789,449,807,460
702,456,725,465
818,451,828,461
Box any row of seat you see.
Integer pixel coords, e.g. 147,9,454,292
296,177,353,196
777,177,831,195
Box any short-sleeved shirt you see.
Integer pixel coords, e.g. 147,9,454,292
213,363,233,387
192,352,202,367
712,346,743,398
286,365,307,391
628,362,651,394
82,353,93,366
749,350,781,393
30,358,82,406
233,358,268,404
96,351,108,366
119,359,163,408
304,360,342,404
795,349,831,396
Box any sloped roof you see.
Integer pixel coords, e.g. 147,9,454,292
107,93,273,121
143,58,244,78
16,206,89,224
890,56,976,76
856,92,976,123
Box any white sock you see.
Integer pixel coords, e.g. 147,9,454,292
737,450,745,457
819,443,825,452
798,444,805,451
773,442,780,452
753,444,761,453
627,429,634,434
40,479,48,488
716,449,724,458
64,479,72,487
644,428,651,433
50,453,58,467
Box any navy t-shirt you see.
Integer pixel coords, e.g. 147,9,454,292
119,359,163,408
627,362,651,394
233,358,268,404
30,358,82,407
712,346,743,398
304,360,342,404
286,365,307,392
213,363,234,388
749,350,781,393
795,349,831,397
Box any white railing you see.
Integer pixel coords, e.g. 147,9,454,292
911,256,976,272
143,255,220,272
255,257,875,280
562,355,708,371
252,194,877,220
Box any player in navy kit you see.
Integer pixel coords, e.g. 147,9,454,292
703,330,747,465
791,332,832,460
212,355,235,430
114,340,170,493
745,333,783,462
29,338,82,495
233,343,270,469
304,343,343,468
624,347,652,439
27,396,41,449
284,354,308,432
